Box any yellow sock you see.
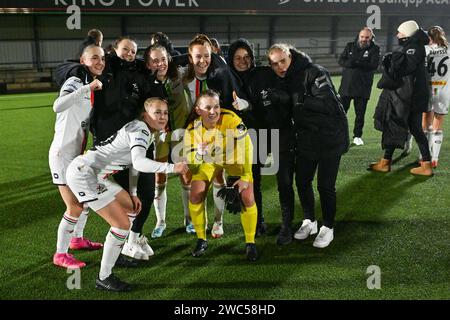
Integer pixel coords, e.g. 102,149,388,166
189,201,206,240
241,203,257,243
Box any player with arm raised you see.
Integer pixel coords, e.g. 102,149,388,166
51,45,105,269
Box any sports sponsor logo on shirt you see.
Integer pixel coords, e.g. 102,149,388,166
406,49,416,55
134,137,148,145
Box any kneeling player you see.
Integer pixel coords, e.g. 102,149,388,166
184,90,258,261
66,98,189,292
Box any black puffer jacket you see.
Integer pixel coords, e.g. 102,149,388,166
90,53,155,145
390,29,431,113
338,37,380,99
286,50,349,160
245,66,295,152
372,29,430,150
205,52,248,109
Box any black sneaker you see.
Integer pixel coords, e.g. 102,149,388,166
96,274,132,292
276,225,292,245
192,239,208,257
114,254,139,267
246,243,258,262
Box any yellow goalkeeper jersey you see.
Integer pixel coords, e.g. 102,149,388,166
184,109,253,180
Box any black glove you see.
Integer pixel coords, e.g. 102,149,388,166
382,52,393,69
217,176,242,214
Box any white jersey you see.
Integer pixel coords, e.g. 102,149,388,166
426,44,450,114
81,120,171,176
49,76,92,159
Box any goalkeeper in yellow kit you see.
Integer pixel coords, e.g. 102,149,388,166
183,89,258,261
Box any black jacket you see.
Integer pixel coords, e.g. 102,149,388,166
90,53,155,145
286,50,349,160
391,29,431,113
374,30,429,149
338,37,380,99
245,66,295,153
205,52,248,109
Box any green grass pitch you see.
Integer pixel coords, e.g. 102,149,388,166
0,75,449,300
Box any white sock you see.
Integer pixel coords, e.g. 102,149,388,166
213,183,225,224
128,230,139,243
56,212,78,253
153,182,167,226
432,130,443,161
182,184,191,225
73,206,89,238
99,227,129,281
427,126,433,155
127,212,137,227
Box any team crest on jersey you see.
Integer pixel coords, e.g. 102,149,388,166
96,184,107,195
81,120,88,130
406,49,416,55
363,51,369,58
237,123,246,134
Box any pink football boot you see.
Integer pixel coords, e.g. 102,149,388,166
53,253,86,268
70,237,103,250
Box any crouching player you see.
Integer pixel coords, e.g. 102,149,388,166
51,45,105,269
66,97,189,292
183,90,258,261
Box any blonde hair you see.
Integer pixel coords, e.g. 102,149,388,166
81,44,104,58
144,97,168,112
267,43,296,59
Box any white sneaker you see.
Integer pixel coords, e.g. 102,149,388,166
211,222,224,239
353,137,364,146
137,235,154,257
121,240,149,260
313,226,334,248
293,219,318,240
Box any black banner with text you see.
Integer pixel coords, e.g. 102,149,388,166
0,0,449,16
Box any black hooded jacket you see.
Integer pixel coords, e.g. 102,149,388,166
373,29,431,149
338,37,380,99
226,38,256,86
203,52,248,109
286,50,349,159
392,28,431,113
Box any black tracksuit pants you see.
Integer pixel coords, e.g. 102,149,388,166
383,111,431,161
295,154,341,229
341,96,368,138
113,146,155,234
274,149,299,226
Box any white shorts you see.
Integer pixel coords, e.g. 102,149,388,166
430,86,450,115
49,150,72,185
66,158,123,211
430,96,449,115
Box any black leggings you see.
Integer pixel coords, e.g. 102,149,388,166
113,169,155,234
113,146,155,234
295,155,341,228
384,112,431,161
